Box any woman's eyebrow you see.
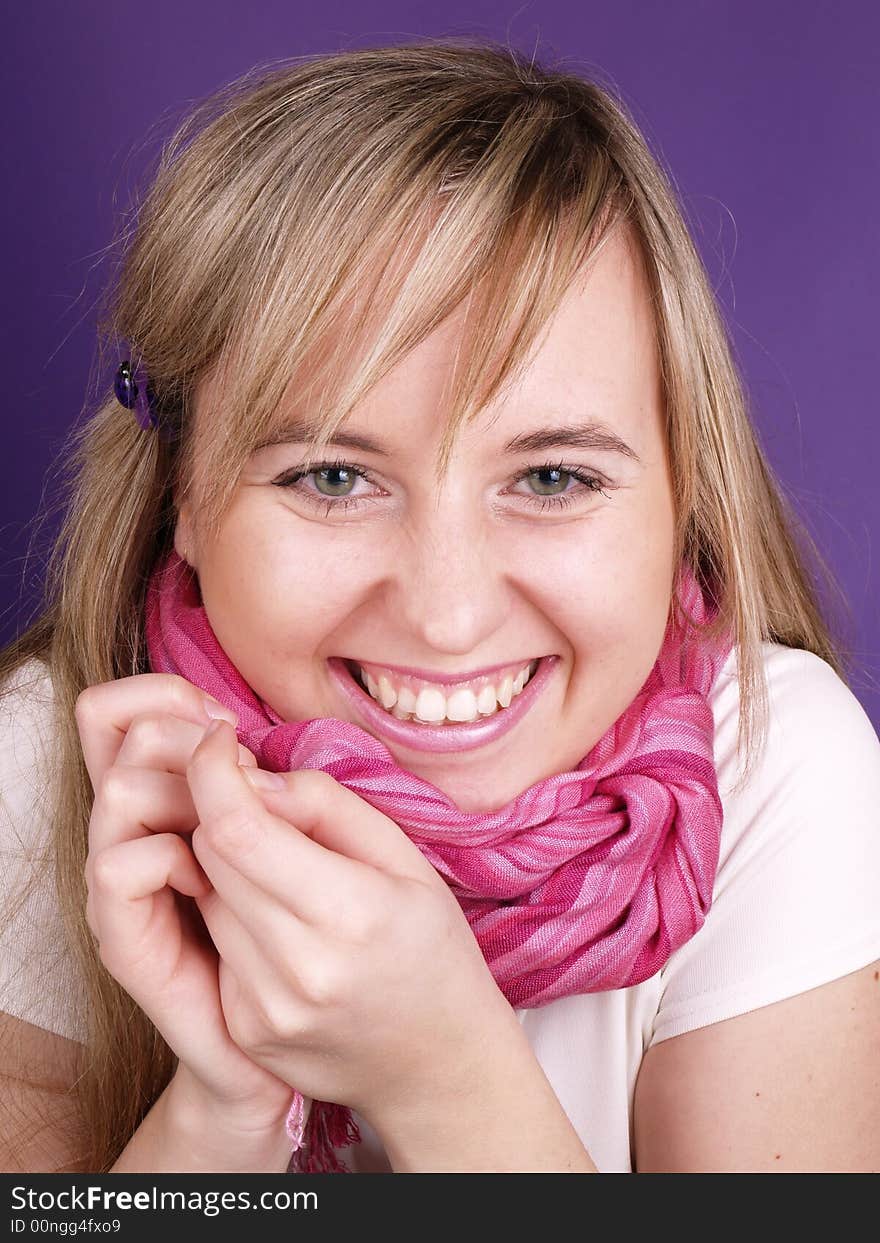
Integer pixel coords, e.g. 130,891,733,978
252,426,390,454
503,423,641,463
254,419,641,463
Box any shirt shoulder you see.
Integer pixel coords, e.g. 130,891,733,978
0,655,87,1042
710,640,880,811
650,641,880,1045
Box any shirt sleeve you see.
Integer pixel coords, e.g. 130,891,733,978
650,642,880,1046
0,658,88,1043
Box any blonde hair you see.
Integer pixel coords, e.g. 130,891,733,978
0,37,853,1170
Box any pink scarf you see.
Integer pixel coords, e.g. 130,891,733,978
144,548,734,1171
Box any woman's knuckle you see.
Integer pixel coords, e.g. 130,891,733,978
74,685,100,728
224,1008,259,1053
168,674,203,717
91,848,121,894
254,992,286,1034
124,712,167,752
97,766,132,812
296,961,338,1009
261,992,312,1040
293,769,334,796
201,808,261,856
287,768,336,811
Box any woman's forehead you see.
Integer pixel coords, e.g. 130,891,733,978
193,218,658,467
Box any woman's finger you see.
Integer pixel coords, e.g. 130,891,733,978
196,887,320,1019
75,672,238,791
116,710,258,774
256,770,438,880
88,768,195,857
187,719,371,923
89,833,214,1020
192,828,350,959
250,751,438,882
90,831,212,954
88,832,276,1097
88,715,261,857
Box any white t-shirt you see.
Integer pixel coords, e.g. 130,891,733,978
2,644,879,1173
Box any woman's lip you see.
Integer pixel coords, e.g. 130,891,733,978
326,655,559,754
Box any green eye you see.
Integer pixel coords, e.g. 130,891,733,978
526,467,572,495
273,458,374,515
311,466,357,497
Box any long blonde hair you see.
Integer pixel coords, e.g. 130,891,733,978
0,37,853,1170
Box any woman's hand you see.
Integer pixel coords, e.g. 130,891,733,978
75,674,300,1135
187,717,517,1124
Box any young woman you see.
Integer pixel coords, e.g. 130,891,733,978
1,39,878,1174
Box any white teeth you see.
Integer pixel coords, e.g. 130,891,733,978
356,659,538,724
476,685,498,714
377,674,397,709
413,686,448,723
445,688,480,722
396,685,418,713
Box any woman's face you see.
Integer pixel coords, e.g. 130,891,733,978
176,226,677,812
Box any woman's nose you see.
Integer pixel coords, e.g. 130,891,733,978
388,511,511,656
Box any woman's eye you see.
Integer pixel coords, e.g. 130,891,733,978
510,464,612,510
273,461,376,514
272,459,611,515
304,464,359,498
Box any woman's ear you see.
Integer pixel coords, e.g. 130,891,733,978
173,503,196,568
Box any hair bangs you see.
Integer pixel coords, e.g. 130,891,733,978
187,102,628,535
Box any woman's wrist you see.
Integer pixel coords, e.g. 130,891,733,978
363,1018,598,1173
110,1066,296,1173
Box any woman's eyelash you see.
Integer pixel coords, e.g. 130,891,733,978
272,458,613,515
508,462,614,509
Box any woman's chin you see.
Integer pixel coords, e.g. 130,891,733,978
390,754,537,813
429,778,517,814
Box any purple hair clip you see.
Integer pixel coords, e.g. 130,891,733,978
113,355,178,443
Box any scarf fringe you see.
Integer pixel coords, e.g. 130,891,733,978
288,1102,363,1173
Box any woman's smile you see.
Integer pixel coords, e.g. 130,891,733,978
345,655,541,716
326,654,559,754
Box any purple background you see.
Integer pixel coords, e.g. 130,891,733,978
2,2,878,730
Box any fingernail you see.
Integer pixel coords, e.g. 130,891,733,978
203,699,239,726
242,767,286,791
